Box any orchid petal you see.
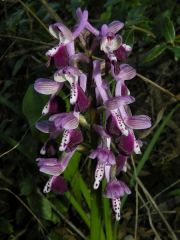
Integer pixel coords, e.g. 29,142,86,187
118,133,135,155
116,154,128,175
49,112,79,130
117,64,136,80
122,43,132,53
101,24,108,36
113,45,127,62
34,79,60,95
51,175,68,194
66,42,75,57
70,79,78,104
49,23,73,43
108,21,124,33
60,150,76,173
89,150,98,159
134,140,142,154
36,120,56,133
106,115,120,136
51,112,79,130
104,165,111,182
54,45,69,68
66,129,83,152
43,176,68,194
59,130,71,151
124,115,151,129
79,73,87,92
46,44,62,57
94,163,104,189
76,8,99,36
70,53,90,65
111,109,129,136
76,85,89,112
101,34,122,53
93,60,109,102
112,198,121,221
105,96,135,110
93,124,110,138
43,176,54,193
61,112,79,130
104,180,131,199
121,82,130,96
115,80,130,97
37,158,63,176
73,10,88,39
49,112,69,122
46,45,69,69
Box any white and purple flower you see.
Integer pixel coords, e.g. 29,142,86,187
104,179,131,220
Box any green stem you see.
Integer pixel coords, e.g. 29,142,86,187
65,192,90,228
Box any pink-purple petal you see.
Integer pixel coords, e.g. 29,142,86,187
76,85,89,112
116,154,128,175
35,120,57,133
73,10,88,39
66,129,83,152
108,21,124,34
117,64,136,80
51,176,68,194
104,180,131,199
105,96,135,110
49,23,73,42
118,133,135,155
34,79,60,95
125,115,152,129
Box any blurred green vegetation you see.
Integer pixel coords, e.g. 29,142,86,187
0,0,179,239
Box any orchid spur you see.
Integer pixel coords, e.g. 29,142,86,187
33,7,152,221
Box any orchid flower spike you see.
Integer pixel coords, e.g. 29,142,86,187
33,8,152,222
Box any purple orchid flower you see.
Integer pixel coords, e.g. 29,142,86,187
59,129,83,152
49,111,81,151
46,10,88,68
37,150,75,193
34,78,63,115
105,95,135,136
36,111,81,153
54,66,89,111
89,125,115,188
100,21,124,58
104,179,131,220
89,147,116,189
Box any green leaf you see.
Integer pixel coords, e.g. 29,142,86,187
22,85,48,131
0,217,13,234
168,188,180,197
65,192,90,227
20,176,34,195
168,46,180,60
64,152,81,180
123,30,134,47
163,16,175,43
143,44,167,62
28,192,52,221
12,57,26,77
100,6,112,22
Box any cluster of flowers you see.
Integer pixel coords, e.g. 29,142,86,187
34,8,151,220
